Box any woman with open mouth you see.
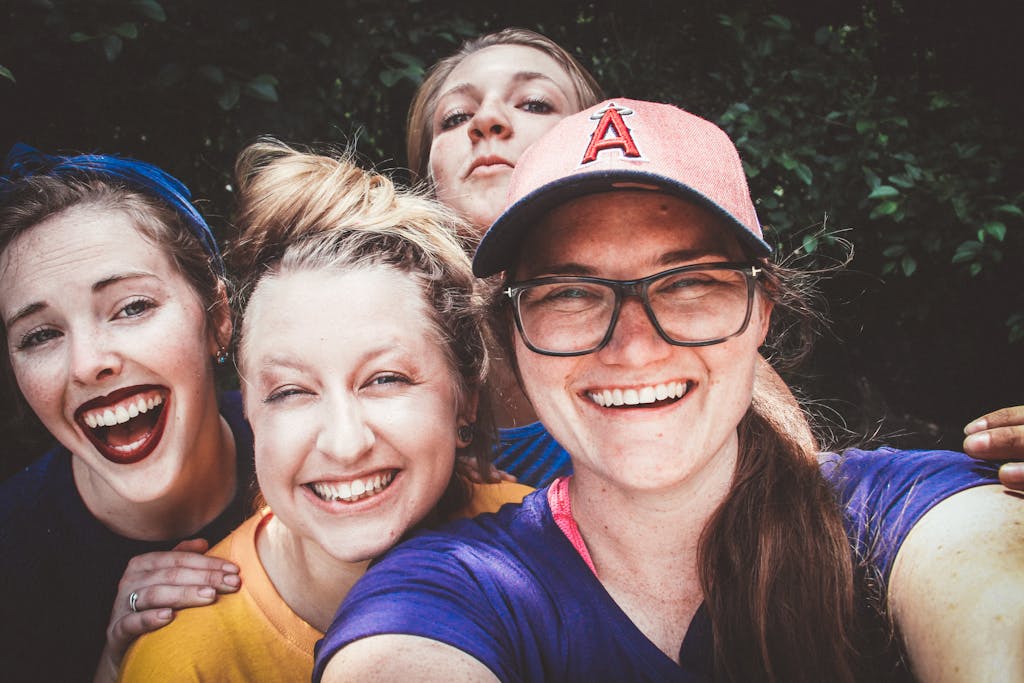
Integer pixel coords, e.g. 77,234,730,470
0,146,253,682
117,141,530,681
314,100,1024,682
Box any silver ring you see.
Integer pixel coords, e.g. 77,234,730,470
129,590,139,613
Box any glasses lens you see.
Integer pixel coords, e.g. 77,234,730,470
648,267,751,343
517,281,615,354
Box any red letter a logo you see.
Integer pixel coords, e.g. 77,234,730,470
580,104,642,164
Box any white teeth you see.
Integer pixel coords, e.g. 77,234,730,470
81,392,165,430
588,381,690,407
309,471,396,504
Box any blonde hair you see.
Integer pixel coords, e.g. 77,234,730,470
229,139,495,511
406,28,604,181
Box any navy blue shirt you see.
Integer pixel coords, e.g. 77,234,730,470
0,392,254,683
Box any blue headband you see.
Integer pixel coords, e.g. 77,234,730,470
1,143,224,274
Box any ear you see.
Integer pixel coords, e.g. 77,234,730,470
755,295,774,347
207,279,234,356
456,389,480,448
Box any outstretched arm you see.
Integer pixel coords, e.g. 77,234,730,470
321,635,499,683
888,484,1024,682
963,406,1024,490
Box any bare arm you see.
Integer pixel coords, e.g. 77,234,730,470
964,406,1024,490
888,484,1024,682
321,635,499,683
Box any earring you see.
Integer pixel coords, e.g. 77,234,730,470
457,423,475,446
215,346,229,365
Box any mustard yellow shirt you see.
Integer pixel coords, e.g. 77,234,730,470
119,481,531,682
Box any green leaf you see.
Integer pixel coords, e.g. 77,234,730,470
249,73,278,86
984,221,1007,242
868,185,899,199
102,35,123,61
969,262,982,277
131,0,166,21
855,119,875,134
802,234,819,254
244,78,278,103
70,32,92,43
112,22,138,39
870,200,899,218
882,245,906,258
309,31,331,47
951,240,983,264
995,203,1023,217
198,65,224,85
379,69,403,87
218,81,240,110
0,65,14,83
862,166,881,189
901,254,917,277
794,163,813,185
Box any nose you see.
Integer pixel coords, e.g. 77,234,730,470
597,297,673,367
69,328,123,386
315,394,375,463
469,97,513,141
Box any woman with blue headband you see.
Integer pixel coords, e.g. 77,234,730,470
0,145,253,682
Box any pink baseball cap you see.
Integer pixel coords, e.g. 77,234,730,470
472,97,771,277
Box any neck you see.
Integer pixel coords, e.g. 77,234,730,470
258,515,369,632
74,406,238,541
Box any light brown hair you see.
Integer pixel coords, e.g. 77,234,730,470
406,28,604,182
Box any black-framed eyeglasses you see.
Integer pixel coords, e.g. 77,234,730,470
504,262,762,357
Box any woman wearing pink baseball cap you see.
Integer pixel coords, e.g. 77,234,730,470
315,99,1023,682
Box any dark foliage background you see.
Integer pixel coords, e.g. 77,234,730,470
1,0,1021,478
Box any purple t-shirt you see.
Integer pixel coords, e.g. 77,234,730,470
312,448,999,682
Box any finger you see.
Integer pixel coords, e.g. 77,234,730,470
124,548,239,576
107,608,174,658
964,405,1024,435
998,463,1024,491
131,583,221,614
963,425,1024,461
143,565,242,593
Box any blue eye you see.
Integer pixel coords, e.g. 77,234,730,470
117,298,156,319
369,373,410,387
440,110,471,131
17,327,61,350
520,98,553,114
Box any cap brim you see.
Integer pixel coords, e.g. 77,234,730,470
472,169,772,277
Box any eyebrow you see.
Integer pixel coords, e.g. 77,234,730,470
437,71,561,102
520,250,727,280
4,271,158,329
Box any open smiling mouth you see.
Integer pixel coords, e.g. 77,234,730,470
307,470,397,504
587,381,692,408
75,386,169,465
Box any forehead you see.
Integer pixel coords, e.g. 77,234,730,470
440,44,576,97
241,265,441,362
0,206,177,307
516,191,743,278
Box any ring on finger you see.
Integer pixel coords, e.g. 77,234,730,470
129,590,140,613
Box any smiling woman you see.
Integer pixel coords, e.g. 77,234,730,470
117,140,530,682
0,146,251,682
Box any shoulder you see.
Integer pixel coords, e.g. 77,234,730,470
459,481,534,518
0,447,76,556
494,422,573,488
821,447,1001,585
